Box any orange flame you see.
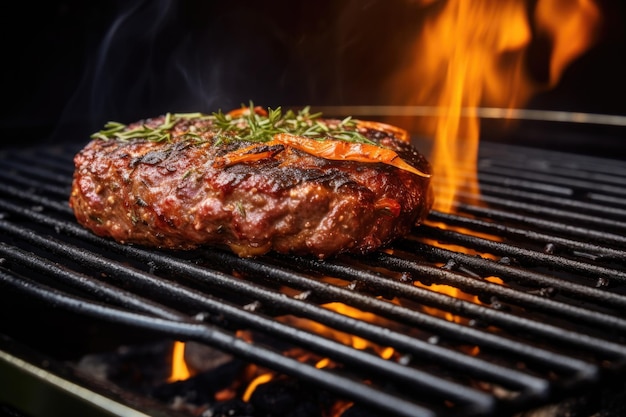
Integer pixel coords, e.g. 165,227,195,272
389,0,601,213
238,301,398,411
168,341,191,382
535,0,601,85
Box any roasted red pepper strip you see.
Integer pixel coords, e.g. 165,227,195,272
272,133,430,178
214,133,430,178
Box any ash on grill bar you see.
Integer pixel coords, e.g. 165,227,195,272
2,132,626,417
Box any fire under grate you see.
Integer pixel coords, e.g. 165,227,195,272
1,140,626,417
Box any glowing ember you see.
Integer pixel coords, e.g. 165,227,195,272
243,372,274,402
315,357,331,369
388,0,601,213
279,301,398,359
168,341,191,382
236,302,400,404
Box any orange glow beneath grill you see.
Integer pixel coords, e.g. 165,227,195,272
168,340,191,382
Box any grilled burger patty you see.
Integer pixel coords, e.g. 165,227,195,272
70,105,433,258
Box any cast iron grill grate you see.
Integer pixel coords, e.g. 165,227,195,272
1,141,626,417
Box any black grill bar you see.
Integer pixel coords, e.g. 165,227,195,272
463,184,626,219
2,157,72,186
416,222,626,288
476,166,626,197
0,170,70,197
478,144,626,195
0,271,442,417
371,251,626,344
0,194,616,372
0,215,503,415
2,142,626,417
0,243,186,321
454,202,626,248
457,200,626,239
479,143,626,173
0,208,556,393
427,211,626,262
209,251,598,376
586,192,626,207
395,239,626,311
0,223,509,415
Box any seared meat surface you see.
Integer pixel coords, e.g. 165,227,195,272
70,106,433,258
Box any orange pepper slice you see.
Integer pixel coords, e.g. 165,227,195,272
214,133,430,178
272,133,430,178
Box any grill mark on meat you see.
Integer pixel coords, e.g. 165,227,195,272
70,114,434,258
131,150,168,166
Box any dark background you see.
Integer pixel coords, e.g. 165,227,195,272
1,0,625,153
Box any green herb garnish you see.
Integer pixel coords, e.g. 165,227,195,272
90,102,375,146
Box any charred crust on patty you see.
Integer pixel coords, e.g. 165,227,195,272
70,106,433,258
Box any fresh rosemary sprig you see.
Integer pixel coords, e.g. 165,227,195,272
90,112,206,142
212,103,376,145
90,103,376,145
